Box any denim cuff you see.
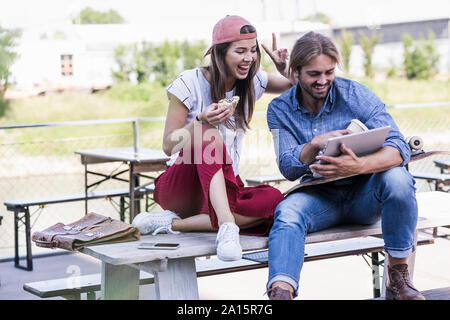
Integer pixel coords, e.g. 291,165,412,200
267,274,299,298
385,244,415,259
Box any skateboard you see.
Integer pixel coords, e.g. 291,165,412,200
283,136,450,196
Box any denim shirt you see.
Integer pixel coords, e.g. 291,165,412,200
267,77,410,181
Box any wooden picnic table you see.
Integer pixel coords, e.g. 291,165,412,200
434,159,450,173
79,191,450,300
75,147,169,222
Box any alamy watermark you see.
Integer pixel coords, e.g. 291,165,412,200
168,125,280,167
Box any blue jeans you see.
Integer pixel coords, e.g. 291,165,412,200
267,167,418,297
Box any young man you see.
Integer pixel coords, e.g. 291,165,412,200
265,31,424,300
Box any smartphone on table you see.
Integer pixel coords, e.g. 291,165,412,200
137,242,180,250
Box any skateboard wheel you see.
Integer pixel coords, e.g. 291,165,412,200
406,136,423,150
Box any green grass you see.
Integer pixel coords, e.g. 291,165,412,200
357,78,450,104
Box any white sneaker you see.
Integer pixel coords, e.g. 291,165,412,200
132,210,181,235
216,222,242,261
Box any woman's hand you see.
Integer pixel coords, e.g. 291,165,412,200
262,33,289,77
199,103,231,127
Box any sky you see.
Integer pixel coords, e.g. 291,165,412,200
0,0,449,41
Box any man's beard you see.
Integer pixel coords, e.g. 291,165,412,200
298,80,331,101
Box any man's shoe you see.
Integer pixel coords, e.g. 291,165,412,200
266,286,293,300
385,264,425,300
216,222,242,261
132,210,181,235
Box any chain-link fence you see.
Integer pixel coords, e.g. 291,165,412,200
0,111,449,259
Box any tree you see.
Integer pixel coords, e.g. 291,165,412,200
112,40,206,86
180,40,207,70
73,7,125,24
152,41,181,86
0,26,20,95
132,42,156,83
403,31,439,80
0,25,21,116
336,29,354,74
112,44,132,82
302,12,330,24
112,42,155,84
359,31,381,78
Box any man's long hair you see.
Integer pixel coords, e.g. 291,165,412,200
208,25,261,130
289,31,342,78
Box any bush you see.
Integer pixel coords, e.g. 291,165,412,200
112,40,207,86
0,96,9,118
337,29,354,74
0,25,21,98
360,31,381,78
403,31,439,80
73,7,125,24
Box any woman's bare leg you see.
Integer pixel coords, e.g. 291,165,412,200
172,214,213,232
171,212,265,232
233,213,265,229
170,165,266,232
208,168,235,225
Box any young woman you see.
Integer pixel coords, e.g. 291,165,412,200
133,15,293,261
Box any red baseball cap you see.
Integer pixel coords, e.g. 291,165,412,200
204,15,257,56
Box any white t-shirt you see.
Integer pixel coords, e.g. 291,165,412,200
166,67,268,176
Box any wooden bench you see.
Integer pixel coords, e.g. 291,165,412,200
3,185,155,271
22,235,433,300
434,159,450,173
412,172,450,191
412,158,450,192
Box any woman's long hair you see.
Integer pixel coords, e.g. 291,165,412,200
208,25,261,130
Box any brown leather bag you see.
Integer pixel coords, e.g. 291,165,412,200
32,212,140,250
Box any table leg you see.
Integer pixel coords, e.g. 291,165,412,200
407,230,419,280
101,262,140,300
24,208,33,271
154,257,199,300
129,163,142,223
84,163,88,215
14,211,19,267
371,252,381,298
129,163,136,223
14,209,33,271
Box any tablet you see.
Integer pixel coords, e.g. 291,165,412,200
322,125,391,157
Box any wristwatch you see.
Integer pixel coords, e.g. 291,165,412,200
195,115,203,124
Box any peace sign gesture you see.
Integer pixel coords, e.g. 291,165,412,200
261,33,290,77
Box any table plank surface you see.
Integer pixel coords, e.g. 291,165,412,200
81,232,268,265
75,147,169,163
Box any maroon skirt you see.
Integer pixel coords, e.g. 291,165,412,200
153,125,284,236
